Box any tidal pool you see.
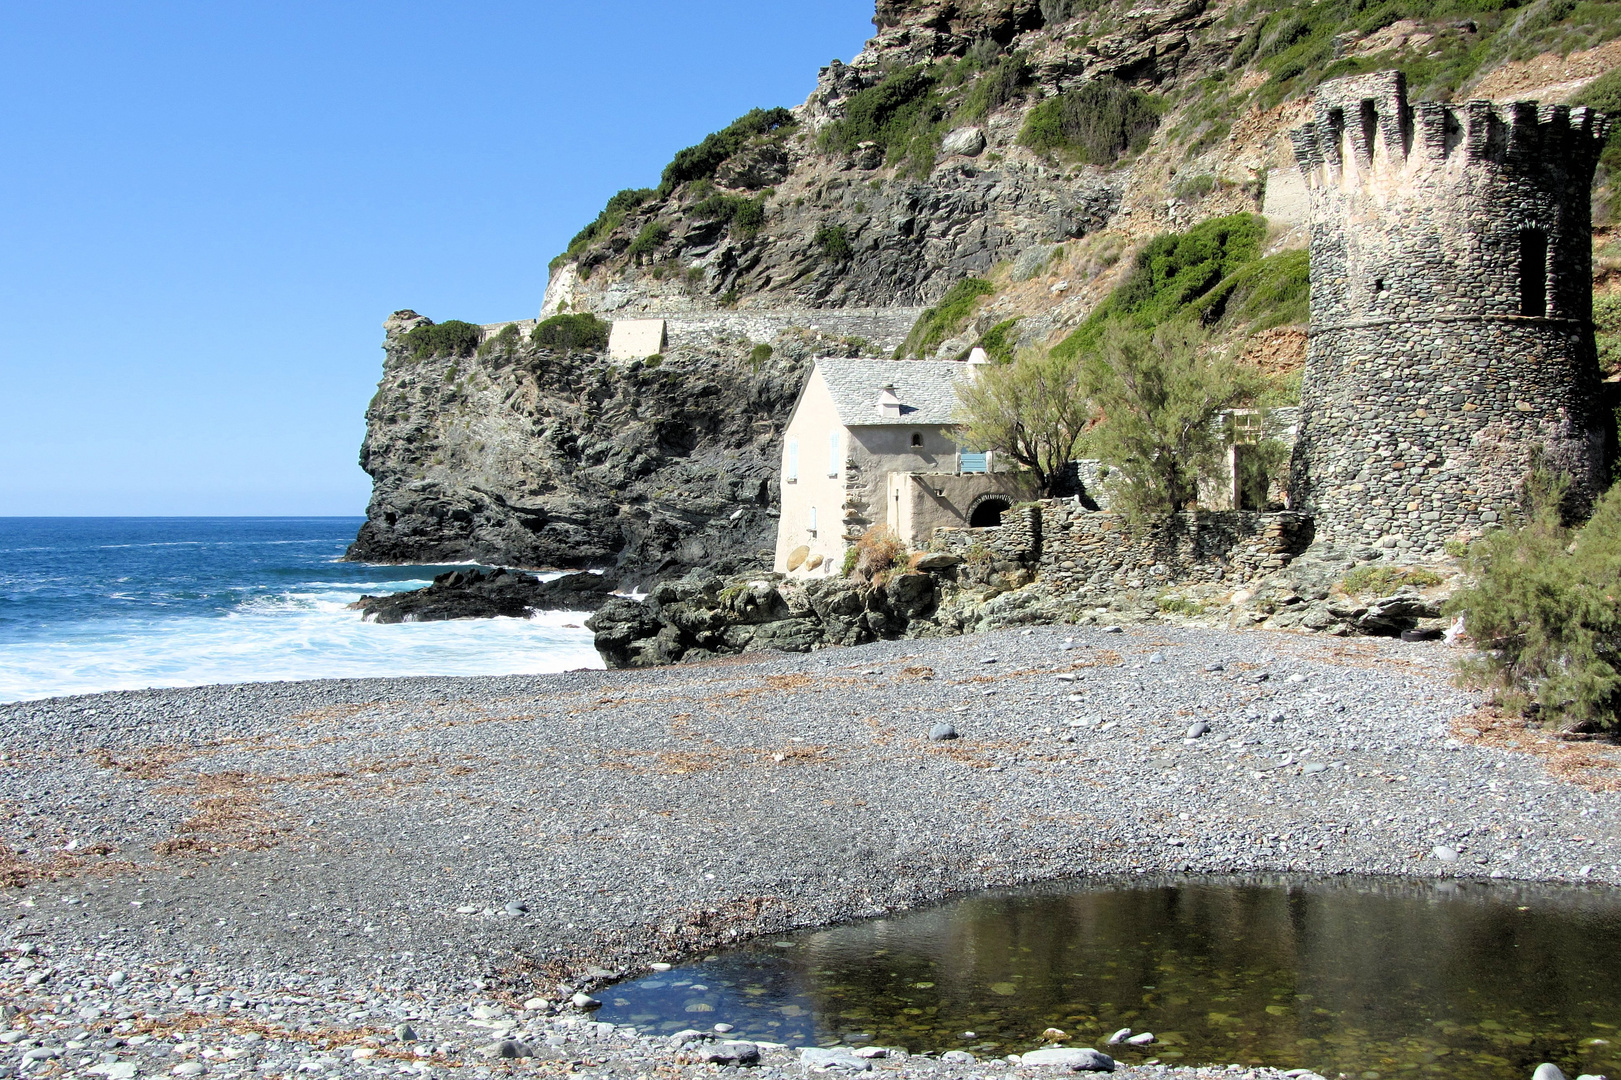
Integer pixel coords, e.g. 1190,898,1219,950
596,876,1621,1080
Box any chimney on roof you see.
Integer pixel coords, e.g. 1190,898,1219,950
968,346,990,372
877,383,904,418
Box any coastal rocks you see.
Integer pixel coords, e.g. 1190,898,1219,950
586,567,964,668
349,569,617,624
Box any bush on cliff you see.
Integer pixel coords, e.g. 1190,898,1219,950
819,64,948,177
899,278,995,358
1017,78,1162,164
400,319,482,361
551,188,656,272
815,223,853,263
1051,214,1278,361
1079,321,1272,517
531,313,610,352
692,194,767,238
659,107,797,196
1448,473,1621,733
626,221,671,263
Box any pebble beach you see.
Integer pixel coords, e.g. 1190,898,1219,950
1,625,1618,1080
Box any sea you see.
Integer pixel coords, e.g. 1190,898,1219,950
0,517,603,704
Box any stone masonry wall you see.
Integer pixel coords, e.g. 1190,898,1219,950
932,502,1313,592
1289,70,1611,556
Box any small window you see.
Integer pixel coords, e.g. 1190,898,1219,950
828,431,840,477
808,507,817,535
911,432,924,448
1520,229,1547,317
786,438,799,482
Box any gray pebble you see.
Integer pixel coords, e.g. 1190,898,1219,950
929,723,959,742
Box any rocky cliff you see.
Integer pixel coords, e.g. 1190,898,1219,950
347,312,881,581
352,0,1621,579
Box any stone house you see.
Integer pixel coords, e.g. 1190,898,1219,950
774,357,1038,575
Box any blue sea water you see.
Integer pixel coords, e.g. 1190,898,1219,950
0,518,602,703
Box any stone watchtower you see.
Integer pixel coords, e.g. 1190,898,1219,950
1288,71,1612,555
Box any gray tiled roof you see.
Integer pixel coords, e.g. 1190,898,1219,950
818,358,971,427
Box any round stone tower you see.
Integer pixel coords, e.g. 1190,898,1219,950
1288,70,1612,555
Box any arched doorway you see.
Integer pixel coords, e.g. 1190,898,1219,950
968,497,1010,528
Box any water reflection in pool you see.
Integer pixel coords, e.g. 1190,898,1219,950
596,877,1621,1080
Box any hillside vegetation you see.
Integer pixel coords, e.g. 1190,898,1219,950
539,0,1621,366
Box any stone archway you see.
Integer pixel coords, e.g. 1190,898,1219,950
968,495,1011,528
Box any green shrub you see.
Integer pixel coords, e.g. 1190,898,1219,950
552,188,655,271
1340,564,1445,596
1052,213,1268,361
977,318,1023,364
400,319,482,361
692,194,767,238
1157,593,1206,616
531,313,610,352
1448,473,1621,731
956,54,1032,123
1172,173,1217,200
900,278,995,358
749,343,773,370
1187,249,1311,333
1017,78,1162,164
815,223,853,263
820,65,938,157
476,322,523,358
1079,321,1273,516
1594,294,1621,378
626,221,671,262
659,107,796,196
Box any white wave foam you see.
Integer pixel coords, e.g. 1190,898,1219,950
0,589,604,703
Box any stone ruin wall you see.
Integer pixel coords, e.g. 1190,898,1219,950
932,501,1314,593
1289,71,1612,557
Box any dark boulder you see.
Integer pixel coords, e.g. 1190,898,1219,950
350,568,617,625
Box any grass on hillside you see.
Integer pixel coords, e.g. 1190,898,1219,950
898,279,996,358
1051,214,1306,362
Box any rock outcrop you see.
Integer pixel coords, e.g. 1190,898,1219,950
585,549,1083,668
349,569,618,625
347,314,874,584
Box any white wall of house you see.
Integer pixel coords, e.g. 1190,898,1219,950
775,367,849,575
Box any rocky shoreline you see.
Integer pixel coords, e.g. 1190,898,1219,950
349,569,617,625
1,625,1617,1080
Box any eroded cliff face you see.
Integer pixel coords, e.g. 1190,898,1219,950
347,312,866,581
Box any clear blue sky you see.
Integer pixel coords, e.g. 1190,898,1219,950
0,1,874,516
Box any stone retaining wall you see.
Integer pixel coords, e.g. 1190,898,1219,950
643,308,925,356
932,502,1313,591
